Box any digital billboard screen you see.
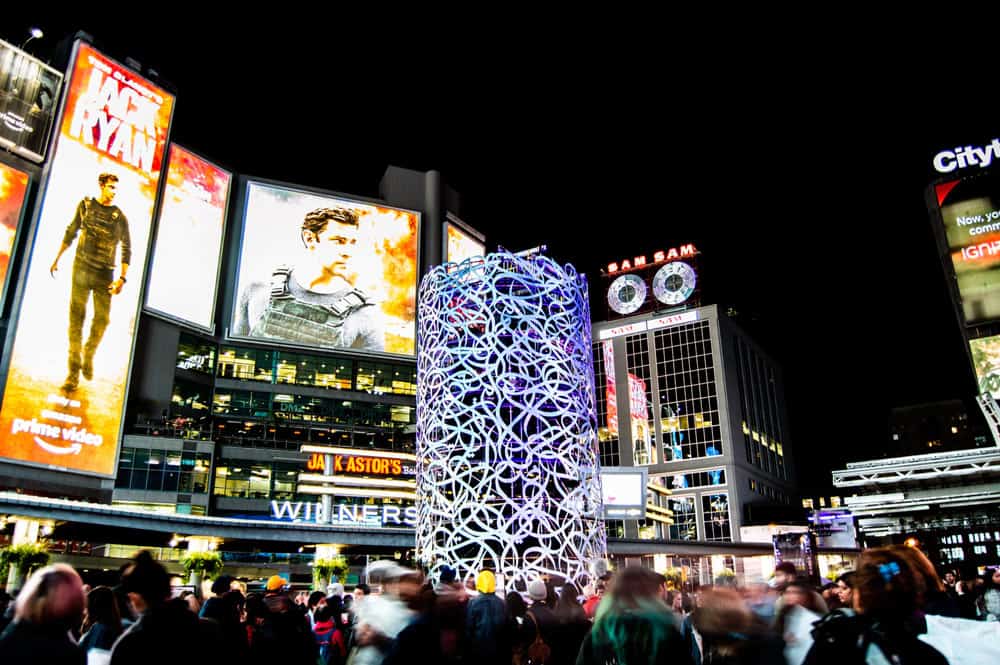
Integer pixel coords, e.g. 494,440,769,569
444,214,484,266
600,466,647,519
0,161,29,305
145,145,231,331
231,180,419,356
936,173,1000,325
0,38,63,163
0,42,174,477
971,334,1000,398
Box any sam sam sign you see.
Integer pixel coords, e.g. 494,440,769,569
270,500,417,527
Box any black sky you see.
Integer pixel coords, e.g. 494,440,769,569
5,18,995,492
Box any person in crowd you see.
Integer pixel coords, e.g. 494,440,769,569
307,590,327,628
79,585,124,653
776,580,826,665
803,547,948,665
199,575,235,619
433,565,469,663
0,590,12,634
892,546,959,618
772,562,797,592
350,561,419,665
247,574,316,664
0,564,85,664
693,587,783,665
834,572,855,609
465,570,507,665
464,573,480,598
582,579,605,619
110,551,223,665
552,582,590,665
980,567,1000,621
505,590,530,663
179,589,201,614
577,566,693,665
820,583,841,611
201,589,248,659
313,604,347,665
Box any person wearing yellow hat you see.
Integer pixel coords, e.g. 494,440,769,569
466,570,507,665
266,575,289,592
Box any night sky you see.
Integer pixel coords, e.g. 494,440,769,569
5,19,995,493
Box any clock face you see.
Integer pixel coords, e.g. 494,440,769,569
608,274,647,314
653,261,697,305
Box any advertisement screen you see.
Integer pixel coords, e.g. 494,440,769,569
937,173,1000,324
444,218,484,265
0,39,63,163
600,466,647,519
0,161,29,303
0,42,174,476
971,334,1000,397
231,181,419,356
145,145,230,331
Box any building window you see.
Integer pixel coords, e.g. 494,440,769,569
625,334,657,465
213,462,273,499
654,322,722,462
172,379,212,414
274,352,354,390
356,362,416,396
116,447,210,493
593,341,620,467
176,333,216,374
663,469,725,490
212,390,271,418
702,493,731,542
218,346,274,382
668,496,698,540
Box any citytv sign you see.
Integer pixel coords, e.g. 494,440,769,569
270,500,417,528
933,139,1000,174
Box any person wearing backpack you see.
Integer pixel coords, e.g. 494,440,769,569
524,579,557,665
803,548,948,665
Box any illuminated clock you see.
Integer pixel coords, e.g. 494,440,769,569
653,261,697,305
607,274,647,314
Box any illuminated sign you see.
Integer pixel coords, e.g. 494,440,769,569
0,162,29,307
231,180,420,356
935,173,1000,324
0,39,63,163
145,145,231,331
0,42,174,477
443,213,484,266
600,466,648,519
933,139,1000,174
270,500,417,527
607,244,697,274
598,310,699,340
971,334,1000,397
305,452,405,476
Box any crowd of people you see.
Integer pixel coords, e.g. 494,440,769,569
0,546,998,664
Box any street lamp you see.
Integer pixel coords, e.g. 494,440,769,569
20,27,44,50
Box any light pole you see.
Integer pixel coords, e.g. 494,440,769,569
19,28,43,51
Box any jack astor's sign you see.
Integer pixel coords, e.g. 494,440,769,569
306,452,408,475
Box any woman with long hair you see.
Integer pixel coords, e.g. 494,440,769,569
576,566,692,665
804,547,948,665
79,586,123,653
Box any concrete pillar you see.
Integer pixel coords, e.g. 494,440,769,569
6,518,47,592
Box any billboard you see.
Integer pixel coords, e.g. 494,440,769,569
0,161,29,306
443,213,484,265
600,466,647,519
0,38,63,163
936,174,1000,325
971,334,1000,397
231,180,419,356
0,42,174,477
145,145,231,331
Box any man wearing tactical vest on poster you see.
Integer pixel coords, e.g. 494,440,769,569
50,173,131,392
233,206,384,351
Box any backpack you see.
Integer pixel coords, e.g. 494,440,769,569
525,611,551,665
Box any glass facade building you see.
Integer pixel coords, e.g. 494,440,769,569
593,304,796,543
